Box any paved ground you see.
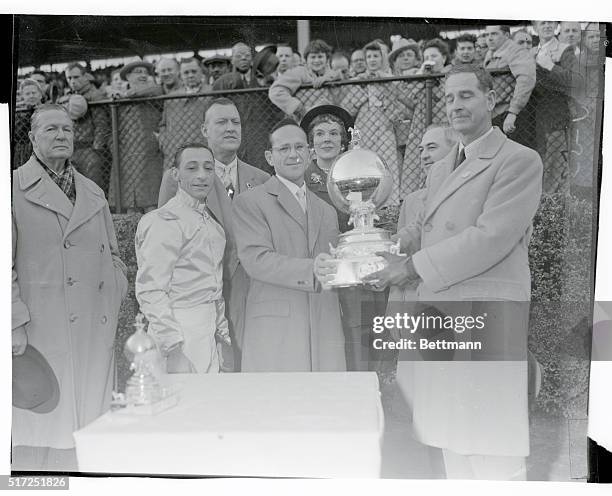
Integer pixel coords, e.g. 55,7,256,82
379,380,588,481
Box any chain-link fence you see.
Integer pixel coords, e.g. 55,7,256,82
11,66,603,211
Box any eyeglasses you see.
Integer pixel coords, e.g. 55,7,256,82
271,143,309,156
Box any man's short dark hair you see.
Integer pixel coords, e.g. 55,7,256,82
268,118,306,148
486,25,511,35
173,142,214,169
445,64,494,93
424,124,459,147
422,38,451,61
30,104,72,132
455,33,477,45
65,62,86,74
304,39,333,60
204,97,239,122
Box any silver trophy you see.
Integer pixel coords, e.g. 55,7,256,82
326,128,403,287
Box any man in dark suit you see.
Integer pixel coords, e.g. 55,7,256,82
158,98,269,368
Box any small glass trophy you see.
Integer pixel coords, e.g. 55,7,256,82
111,312,179,415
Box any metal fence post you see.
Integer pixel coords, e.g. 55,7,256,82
110,103,122,213
425,76,434,126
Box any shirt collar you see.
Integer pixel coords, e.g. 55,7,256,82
175,186,207,214
460,127,495,158
32,153,71,177
276,174,306,197
538,38,556,51
215,156,238,173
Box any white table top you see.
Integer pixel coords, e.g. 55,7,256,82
74,372,384,478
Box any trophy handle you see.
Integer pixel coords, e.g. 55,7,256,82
329,242,338,257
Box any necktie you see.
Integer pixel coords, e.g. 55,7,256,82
454,148,466,170
295,189,307,213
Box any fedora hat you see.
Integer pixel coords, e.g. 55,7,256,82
13,345,60,414
300,104,354,136
389,37,420,65
120,59,155,81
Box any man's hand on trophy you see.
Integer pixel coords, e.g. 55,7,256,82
314,253,338,290
166,345,196,374
362,252,419,290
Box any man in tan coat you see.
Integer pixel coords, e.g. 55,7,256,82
12,104,127,471
364,65,543,480
233,119,346,372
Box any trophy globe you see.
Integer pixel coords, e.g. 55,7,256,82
326,128,402,287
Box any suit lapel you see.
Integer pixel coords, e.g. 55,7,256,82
63,173,106,240
306,189,324,254
236,159,257,194
267,177,308,235
20,159,74,225
424,128,507,222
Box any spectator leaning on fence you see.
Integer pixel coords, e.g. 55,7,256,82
474,33,489,65
512,29,534,50
111,59,164,211
389,37,421,76
268,39,344,121
203,55,231,85
559,21,582,56
274,44,294,80
400,38,452,199
156,57,182,95
483,24,536,147
157,58,212,171
13,79,44,169
530,20,582,194
350,48,367,77
213,42,256,90
180,56,211,94
453,33,477,65
331,51,351,79
59,62,112,194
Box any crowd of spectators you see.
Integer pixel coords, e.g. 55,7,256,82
13,21,603,209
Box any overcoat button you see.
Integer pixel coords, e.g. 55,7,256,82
64,240,72,249
67,277,75,286
424,223,433,232
100,244,105,253
69,314,77,322
445,221,455,231
99,281,104,290
101,315,108,324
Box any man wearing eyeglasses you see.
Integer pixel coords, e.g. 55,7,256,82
232,119,346,372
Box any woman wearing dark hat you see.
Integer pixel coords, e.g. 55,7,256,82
300,104,376,372
110,59,164,211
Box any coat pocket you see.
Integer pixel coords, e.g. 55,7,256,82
248,299,291,318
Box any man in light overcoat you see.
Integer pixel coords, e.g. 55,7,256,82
12,104,128,471
232,119,346,372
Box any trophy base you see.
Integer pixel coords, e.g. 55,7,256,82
328,227,403,288
327,255,387,288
